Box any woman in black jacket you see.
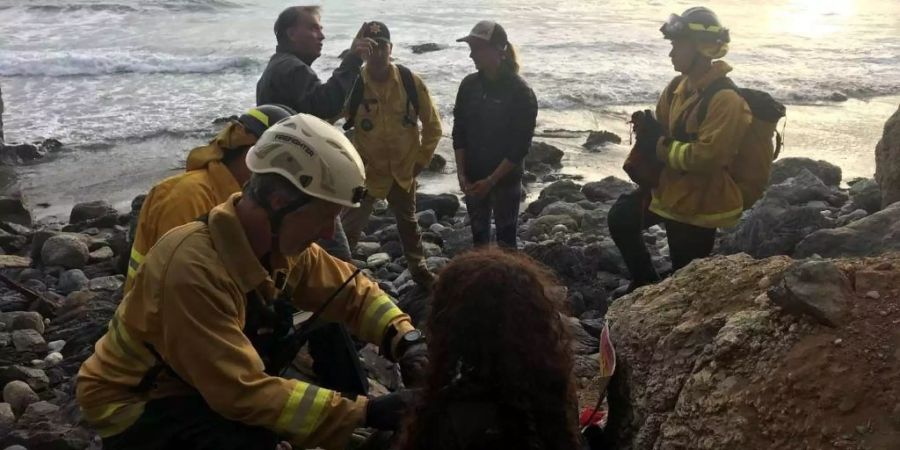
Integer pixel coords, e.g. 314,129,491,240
399,247,580,450
452,21,538,248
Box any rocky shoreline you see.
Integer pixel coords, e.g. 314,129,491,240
0,103,896,449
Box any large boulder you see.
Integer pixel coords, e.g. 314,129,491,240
769,157,842,187
765,169,844,206
767,260,850,327
41,234,89,269
524,141,564,167
875,104,900,208
581,176,634,203
583,130,622,151
522,215,578,240
717,198,833,258
2,381,39,417
794,201,900,258
0,197,31,227
604,252,900,450
68,200,117,225
539,179,585,203
410,43,447,54
848,178,882,214
415,193,459,220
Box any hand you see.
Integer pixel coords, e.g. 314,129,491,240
276,442,292,450
467,179,493,199
365,389,421,430
351,22,376,60
457,173,470,193
398,341,428,387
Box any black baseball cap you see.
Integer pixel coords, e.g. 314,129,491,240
363,21,391,44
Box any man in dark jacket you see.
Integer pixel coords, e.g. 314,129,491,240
256,6,374,120
256,6,375,263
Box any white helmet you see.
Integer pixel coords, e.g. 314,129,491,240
246,113,367,208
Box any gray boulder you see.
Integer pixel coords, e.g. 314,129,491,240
582,130,622,151
425,153,446,173
524,141,564,167
848,178,881,214
767,260,850,327
875,104,900,208
41,234,89,269
411,43,447,54
0,366,49,392
415,209,437,228
0,402,14,438
415,193,459,220
56,269,89,294
88,275,124,292
581,176,634,202
12,330,46,353
0,197,31,227
717,198,834,258
769,157,842,187
794,201,900,258
522,215,578,240
69,200,117,225
538,180,585,203
539,201,586,226
3,380,39,417
765,169,843,206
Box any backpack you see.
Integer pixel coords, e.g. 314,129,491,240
342,64,420,131
667,75,786,209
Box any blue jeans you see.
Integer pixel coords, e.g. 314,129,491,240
464,174,522,249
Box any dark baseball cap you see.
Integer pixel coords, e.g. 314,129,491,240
456,20,508,47
363,21,391,44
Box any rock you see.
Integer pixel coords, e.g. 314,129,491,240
55,269,89,295
88,246,114,262
5,399,93,449
0,366,49,392
415,193,459,220
0,230,26,253
539,201,586,225
41,234,89,269
717,198,833,258
848,178,882,214
428,223,446,234
828,92,849,102
438,227,473,257
769,157,842,187
43,352,63,367
3,381,39,417
378,240,403,259
410,42,446,54
767,260,850,327
523,215,578,240
47,340,65,353
415,210,437,228
425,256,450,272
835,209,868,227
766,169,842,205
366,253,391,269
0,403,14,437
422,242,442,258
0,143,45,165
0,197,31,227
794,201,900,258
425,153,446,172
524,141,564,167
582,130,622,150
8,312,44,334
538,180,585,203
875,104,900,208
28,292,65,319
88,275,123,292
12,330,47,353
354,242,381,259
0,256,30,269
581,176,634,202
69,200,117,225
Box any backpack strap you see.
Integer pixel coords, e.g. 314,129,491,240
697,77,738,125
397,64,420,126
342,75,366,131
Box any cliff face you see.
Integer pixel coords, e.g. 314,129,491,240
605,252,900,450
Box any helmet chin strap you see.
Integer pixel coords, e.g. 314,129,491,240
265,195,314,255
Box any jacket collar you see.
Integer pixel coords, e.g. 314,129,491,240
275,44,317,66
361,63,399,86
207,193,289,294
677,60,733,95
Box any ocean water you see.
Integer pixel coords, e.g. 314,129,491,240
0,0,898,218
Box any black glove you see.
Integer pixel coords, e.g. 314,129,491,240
398,341,428,388
632,109,664,156
365,389,420,430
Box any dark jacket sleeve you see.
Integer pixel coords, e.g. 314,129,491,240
451,76,471,151
265,54,363,120
504,84,537,165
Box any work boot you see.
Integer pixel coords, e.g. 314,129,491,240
611,279,653,300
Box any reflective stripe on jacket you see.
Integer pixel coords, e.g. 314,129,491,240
651,61,752,228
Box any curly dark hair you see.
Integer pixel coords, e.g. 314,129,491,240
400,247,580,450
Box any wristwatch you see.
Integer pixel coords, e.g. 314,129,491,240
381,327,426,362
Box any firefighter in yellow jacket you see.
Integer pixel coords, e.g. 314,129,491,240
77,114,427,450
340,21,442,288
608,7,752,296
124,104,295,293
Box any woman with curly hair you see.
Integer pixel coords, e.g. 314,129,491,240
400,247,581,450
